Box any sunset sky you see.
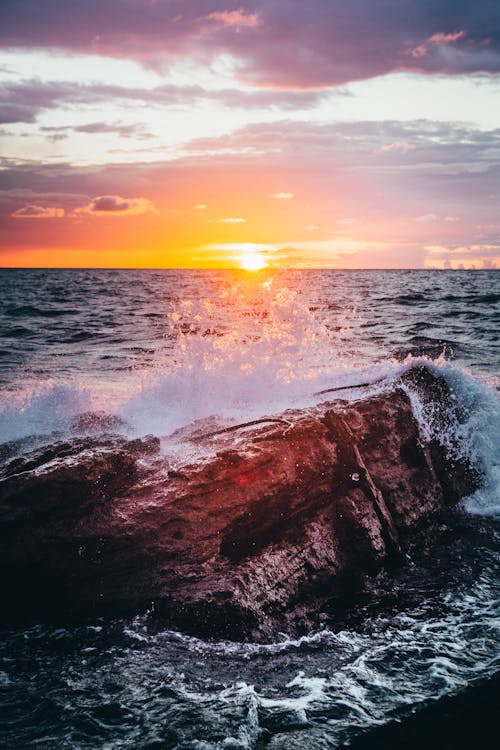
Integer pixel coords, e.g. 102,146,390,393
1,1,499,269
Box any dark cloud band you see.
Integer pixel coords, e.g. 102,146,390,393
1,1,499,86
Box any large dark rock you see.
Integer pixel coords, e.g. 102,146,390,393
0,366,482,639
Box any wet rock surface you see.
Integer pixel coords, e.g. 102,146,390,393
0,366,482,639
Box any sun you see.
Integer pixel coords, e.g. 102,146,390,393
239,251,267,271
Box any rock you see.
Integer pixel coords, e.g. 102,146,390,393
0,365,482,638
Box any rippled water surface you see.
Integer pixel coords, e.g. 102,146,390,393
0,269,499,749
0,270,499,392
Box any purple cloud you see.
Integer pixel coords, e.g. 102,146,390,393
40,121,154,141
78,194,157,215
0,2,498,86
12,204,64,218
0,79,329,126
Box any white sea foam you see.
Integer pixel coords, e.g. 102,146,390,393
118,280,372,437
120,580,500,748
0,381,94,444
0,279,386,441
401,359,500,517
0,278,498,515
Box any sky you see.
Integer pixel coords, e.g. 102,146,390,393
0,0,499,269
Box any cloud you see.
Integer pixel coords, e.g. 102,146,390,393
374,141,416,154
195,203,208,210
272,192,294,199
336,217,357,225
200,242,274,253
429,30,467,45
424,243,500,269
182,119,500,171
415,213,437,223
78,195,157,215
216,217,246,223
409,29,467,59
41,121,153,141
0,2,498,87
0,78,327,126
0,80,74,124
206,8,261,29
1,118,499,266
12,204,64,218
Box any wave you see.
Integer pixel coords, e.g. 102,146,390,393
1,275,499,750
4,575,499,750
442,293,500,305
3,304,80,318
0,279,498,515
392,293,429,304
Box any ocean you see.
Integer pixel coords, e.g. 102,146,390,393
0,268,499,749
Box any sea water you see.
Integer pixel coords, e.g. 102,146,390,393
0,269,499,749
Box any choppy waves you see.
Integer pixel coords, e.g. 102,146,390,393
0,269,499,749
1,271,498,515
1,557,499,749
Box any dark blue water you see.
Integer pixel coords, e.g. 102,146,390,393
0,269,499,749
0,270,498,396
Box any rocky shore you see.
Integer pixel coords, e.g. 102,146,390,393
0,365,481,639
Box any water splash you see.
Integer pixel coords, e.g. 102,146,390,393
0,276,498,516
120,277,362,436
400,359,500,517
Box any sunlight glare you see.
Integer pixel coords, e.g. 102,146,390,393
239,252,267,271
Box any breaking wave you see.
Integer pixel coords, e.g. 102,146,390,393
1,275,498,515
1,269,499,749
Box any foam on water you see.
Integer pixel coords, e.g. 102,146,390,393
0,278,381,440
0,380,94,443
1,270,499,749
0,276,499,515
6,573,495,750
156,578,499,747
400,359,500,517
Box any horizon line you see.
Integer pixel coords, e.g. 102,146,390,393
0,266,497,272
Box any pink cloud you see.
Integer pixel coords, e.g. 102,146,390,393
206,8,260,30
409,44,428,59
415,213,437,223
374,141,416,154
409,30,467,60
429,31,466,45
